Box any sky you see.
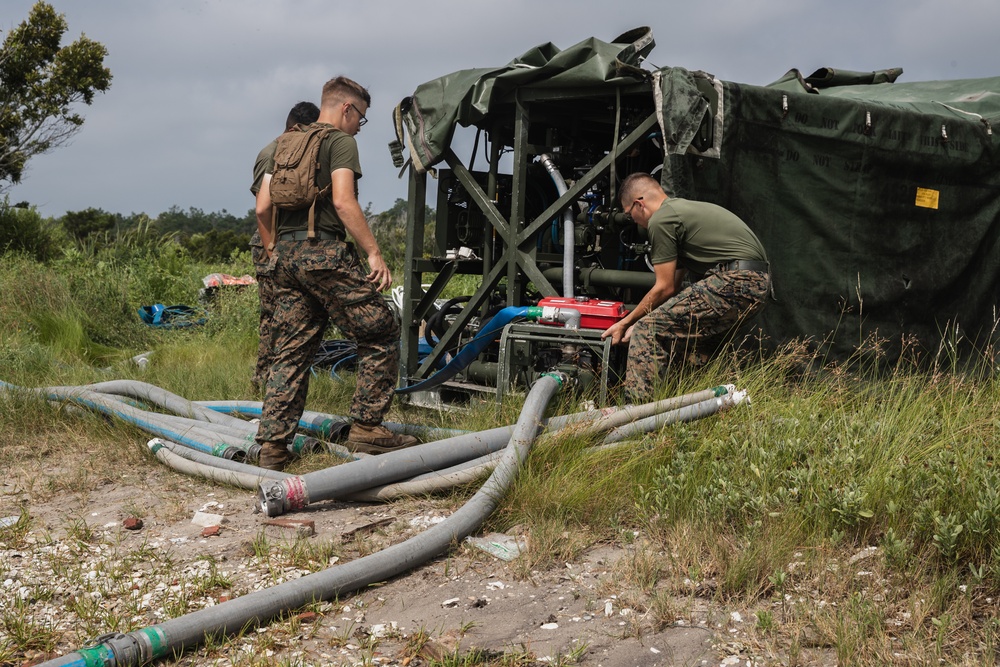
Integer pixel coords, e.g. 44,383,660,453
4,0,999,220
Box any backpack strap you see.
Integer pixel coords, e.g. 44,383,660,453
309,127,334,239
307,180,332,239
268,204,277,251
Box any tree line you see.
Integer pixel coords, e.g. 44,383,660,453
0,198,436,268
0,203,255,262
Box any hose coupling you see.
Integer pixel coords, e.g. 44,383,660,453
242,443,262,462
211,442,241,460
79,631,148,667
291,434,322,456
538,370,571,388
147,438,165,455
724,389,750,407
257,476,309,517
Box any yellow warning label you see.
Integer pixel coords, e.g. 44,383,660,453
915,187,939,209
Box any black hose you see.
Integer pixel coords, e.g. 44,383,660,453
424,295,470,349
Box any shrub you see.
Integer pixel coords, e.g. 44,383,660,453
0,202,60,261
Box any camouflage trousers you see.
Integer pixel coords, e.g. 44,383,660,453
250,237,275,389
625,269,770,399
254,238,400,459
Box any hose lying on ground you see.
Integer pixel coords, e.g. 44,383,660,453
1,376,748,667
32,373,568,667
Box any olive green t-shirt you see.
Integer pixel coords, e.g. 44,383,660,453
250,138,277,196
249,138,278,247
647,198,767,275
271,123,363,238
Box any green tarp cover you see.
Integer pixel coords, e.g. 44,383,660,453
684,69,1000,359
395,27,654,173
397,29,1000,360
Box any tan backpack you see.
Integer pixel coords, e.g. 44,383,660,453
268,123,335,247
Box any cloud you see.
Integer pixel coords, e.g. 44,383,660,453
4,0,997,220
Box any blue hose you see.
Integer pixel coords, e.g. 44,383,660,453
396,306,531,395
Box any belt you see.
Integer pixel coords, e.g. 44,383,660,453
718,259,769,273
277,230,343,241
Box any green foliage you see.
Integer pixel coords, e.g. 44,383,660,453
0,1,112,185
61,206,116,241
0,199,59,260
181,228,252,262
149,205,255,237
368,197,436,273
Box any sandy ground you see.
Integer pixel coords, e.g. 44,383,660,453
1,438,834,667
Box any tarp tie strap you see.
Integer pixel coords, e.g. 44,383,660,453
933,101,994,137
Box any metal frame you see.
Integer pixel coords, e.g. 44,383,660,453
400,82,658,394
496,323,614,405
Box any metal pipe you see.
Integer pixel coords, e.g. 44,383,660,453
539,153,575,297
542,266,655,290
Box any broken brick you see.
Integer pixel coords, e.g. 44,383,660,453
122,517,143,531
201,525,221,537
262,518,315,536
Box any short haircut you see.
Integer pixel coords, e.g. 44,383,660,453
619,173,661,208
321,76,371,109
285,101,320,131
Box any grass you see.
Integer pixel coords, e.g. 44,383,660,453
5,243,1000,664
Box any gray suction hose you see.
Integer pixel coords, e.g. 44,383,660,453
601,390,749,446
259,423,524,516
149,438,289,482
36,373,566,667
583,385,734,435
0,382,256,460
350,386,738,501
257,385,617,516
148,440,281,489
86,380,251,430
196,401,354,443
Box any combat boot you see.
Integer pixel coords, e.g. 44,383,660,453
346,423,420,455
258,445,290,472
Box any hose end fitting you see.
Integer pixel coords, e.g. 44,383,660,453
79,631,148,667
257,476,309,517
721,389,750,408
291,434,322,456
538,371,571,388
